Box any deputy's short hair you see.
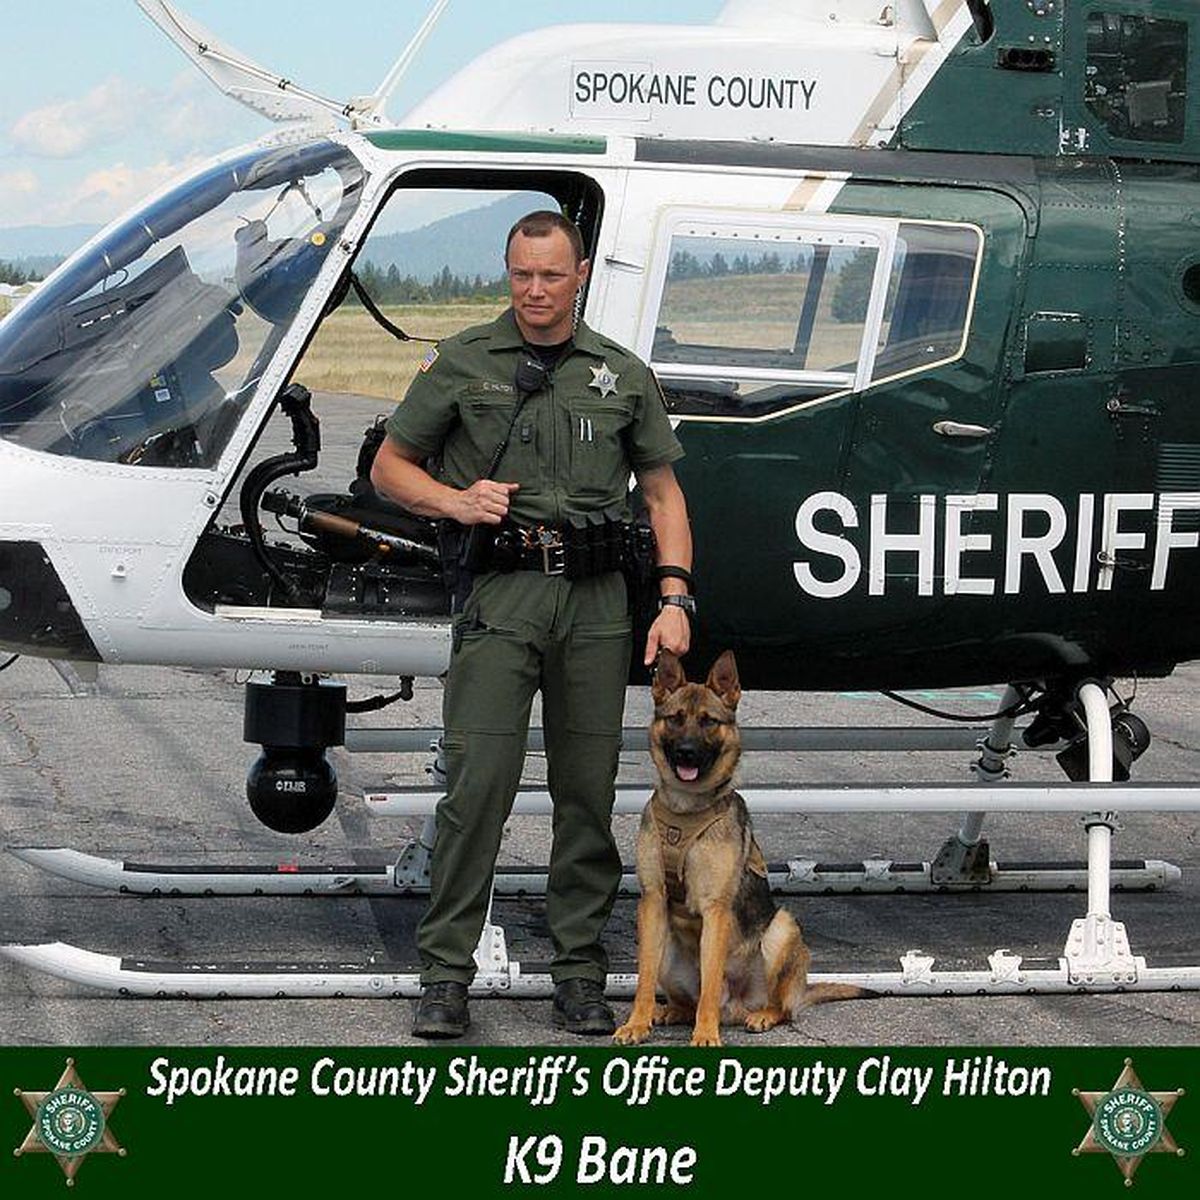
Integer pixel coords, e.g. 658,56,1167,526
505,211,586,265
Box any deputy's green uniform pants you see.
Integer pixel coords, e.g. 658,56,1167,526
417,569,631,986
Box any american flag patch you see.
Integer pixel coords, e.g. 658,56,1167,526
418,346,439,373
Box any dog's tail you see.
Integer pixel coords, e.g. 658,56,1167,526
794,981,876,1006
773,922,877,1010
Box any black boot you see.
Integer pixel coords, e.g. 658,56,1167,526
552,978,615,1036
413,981,470,1039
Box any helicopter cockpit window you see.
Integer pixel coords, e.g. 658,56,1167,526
871,222,981,383
647,220,888,418
1086,12,1188,144
0,140,364,467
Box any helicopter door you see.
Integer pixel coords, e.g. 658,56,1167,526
612,176,1026,682
623,198,886,680
835,188,1027,649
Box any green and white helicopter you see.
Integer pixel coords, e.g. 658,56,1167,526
2,0,1198,1000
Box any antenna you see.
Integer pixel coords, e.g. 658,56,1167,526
357,0,451,124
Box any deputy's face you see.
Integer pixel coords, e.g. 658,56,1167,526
507,229,590,344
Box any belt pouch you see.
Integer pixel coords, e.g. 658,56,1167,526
459,523,495,575
565,515,592,580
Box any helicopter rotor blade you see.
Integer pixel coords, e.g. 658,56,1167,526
136,0,378,129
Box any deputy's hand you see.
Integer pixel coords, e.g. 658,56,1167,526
644,605,690,666
454,480,519,525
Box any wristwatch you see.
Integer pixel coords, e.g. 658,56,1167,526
658,594,696,619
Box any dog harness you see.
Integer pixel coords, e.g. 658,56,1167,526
650,788,768,903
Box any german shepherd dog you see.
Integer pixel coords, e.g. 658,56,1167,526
614,650,862,1047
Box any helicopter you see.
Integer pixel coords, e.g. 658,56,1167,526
1,0,1199,999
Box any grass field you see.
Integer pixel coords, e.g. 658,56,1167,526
0,286,867,393
297,301,506,400
300,277,867,398
0,299,502,400
658,272,865,371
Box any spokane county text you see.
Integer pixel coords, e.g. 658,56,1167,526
573,70,817,112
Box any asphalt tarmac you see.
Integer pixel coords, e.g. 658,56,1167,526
2,655,1198,1049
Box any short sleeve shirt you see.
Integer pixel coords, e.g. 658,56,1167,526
385,309,682,526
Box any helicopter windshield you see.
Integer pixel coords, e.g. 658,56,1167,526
0,140,364,468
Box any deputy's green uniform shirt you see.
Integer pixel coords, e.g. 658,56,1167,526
385,309,682,524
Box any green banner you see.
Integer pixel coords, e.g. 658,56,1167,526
3,1046,1195,1196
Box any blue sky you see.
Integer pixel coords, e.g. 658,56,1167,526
2,0,723,232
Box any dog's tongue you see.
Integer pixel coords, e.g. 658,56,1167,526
675,764,700,782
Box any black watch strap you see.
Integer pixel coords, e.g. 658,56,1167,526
654,565,695,591
658,594,696,618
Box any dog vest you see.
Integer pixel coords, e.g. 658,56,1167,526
650,789,768,903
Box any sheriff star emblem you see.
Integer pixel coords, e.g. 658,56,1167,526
1072,1059,1185,1185
589,362,619,398
14,1058,126,1185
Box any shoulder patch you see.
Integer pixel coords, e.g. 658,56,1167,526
418,345,440,373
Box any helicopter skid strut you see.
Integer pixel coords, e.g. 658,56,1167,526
4,685,1198,997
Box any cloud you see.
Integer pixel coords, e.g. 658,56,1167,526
1,67,299,227
0,156,212,228
9,72,258,161
0,169,41,225
1,69,264,226
58,156,209,225
0,169,38,198
10,78,145,159
158,72,253,147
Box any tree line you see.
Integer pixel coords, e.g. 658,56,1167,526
353,261,508,305
668,248,802,279
0,260,43,286
669,245,876,324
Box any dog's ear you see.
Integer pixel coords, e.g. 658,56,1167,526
652,650,687,703
705,650,741,711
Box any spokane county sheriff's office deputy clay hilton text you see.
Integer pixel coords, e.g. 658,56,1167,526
143,1053,1052,1183
146,1053,1051,1108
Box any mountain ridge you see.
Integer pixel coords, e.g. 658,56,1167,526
0,193,549,283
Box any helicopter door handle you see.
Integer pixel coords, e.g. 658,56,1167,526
932,420,994,439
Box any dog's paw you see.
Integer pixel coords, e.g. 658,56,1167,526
613,1021,652,1046
653,1003,693,1027
744,1008,784,1033
689,1026,723,1048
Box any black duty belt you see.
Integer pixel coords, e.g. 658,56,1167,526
514,527,568,576
490,516,631,579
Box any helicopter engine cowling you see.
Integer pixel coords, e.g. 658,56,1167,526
243,674,346,834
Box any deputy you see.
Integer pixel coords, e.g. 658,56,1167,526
371,210,693,1038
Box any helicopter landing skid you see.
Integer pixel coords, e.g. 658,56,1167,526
5,843,1181,897
4,940,1199,999
5,685,1196,998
